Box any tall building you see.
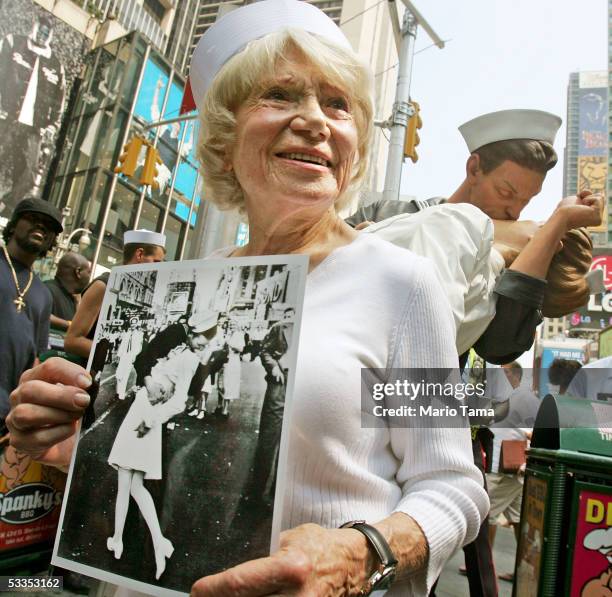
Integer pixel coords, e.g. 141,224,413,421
80,0,177,53
563,72,580,199
554,70,608,339
540,316,568,341
609,0,612,245
189,0,342,58
165,0,201,74
563,71,608,246
46,32,202,268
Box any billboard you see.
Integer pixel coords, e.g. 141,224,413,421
578,156,606,196
569,250,612,331
576,77,608,232
0,0,89,215
539,342,587,398
578,87,607,157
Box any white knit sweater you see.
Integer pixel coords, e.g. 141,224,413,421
116,234,488,596
275,233,487,595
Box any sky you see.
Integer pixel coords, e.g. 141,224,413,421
397,0,607,222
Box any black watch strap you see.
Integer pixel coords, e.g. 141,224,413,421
340,520,398,567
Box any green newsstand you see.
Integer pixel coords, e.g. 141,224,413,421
513,394,612,597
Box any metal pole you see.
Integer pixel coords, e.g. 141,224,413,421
188,196,210,259
382,9,417,203
178,171,200,260
91,43,151,272
160,121,189,233
133,67,175,228
142,113,198,131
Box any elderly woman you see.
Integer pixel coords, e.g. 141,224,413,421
8,1,489,595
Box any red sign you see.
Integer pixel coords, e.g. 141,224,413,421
569,250,612,331
570,488,612,596
591,255,612,291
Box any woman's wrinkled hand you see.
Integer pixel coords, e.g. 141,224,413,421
191,523,370,597
7,358,92,472
555,190,603,230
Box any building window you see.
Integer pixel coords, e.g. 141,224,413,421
144,0,166,24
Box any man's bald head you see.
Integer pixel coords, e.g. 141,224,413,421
56,252,92,293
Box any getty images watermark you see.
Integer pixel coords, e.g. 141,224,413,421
361,367,612,430
361,368,496,428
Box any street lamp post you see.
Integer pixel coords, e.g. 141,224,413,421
382,0,444,202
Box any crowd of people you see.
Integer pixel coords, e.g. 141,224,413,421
0,0,608,595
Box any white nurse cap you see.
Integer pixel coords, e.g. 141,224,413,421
189,0,352,111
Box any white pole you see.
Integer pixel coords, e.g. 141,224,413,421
382,9,417,202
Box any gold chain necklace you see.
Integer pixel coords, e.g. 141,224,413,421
1,244,33,312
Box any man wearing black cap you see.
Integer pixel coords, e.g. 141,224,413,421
0,197,63,422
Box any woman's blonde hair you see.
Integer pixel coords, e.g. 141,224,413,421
543,228,593,318
197,28,374,214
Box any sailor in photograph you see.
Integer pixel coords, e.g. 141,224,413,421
185,320,227,420
106,309,219,580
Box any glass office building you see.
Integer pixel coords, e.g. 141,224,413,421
48,32,201,268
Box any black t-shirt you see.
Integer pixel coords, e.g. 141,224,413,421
0,250,51,418
45,278,76,322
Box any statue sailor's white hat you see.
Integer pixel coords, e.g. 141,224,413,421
459,109,562,152
123,229,166,248
189,0,352,111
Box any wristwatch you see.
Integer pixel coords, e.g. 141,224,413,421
340,520,398,595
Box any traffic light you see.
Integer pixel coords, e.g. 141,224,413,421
114,136,144,177
140,145,162,188
404,101,422,163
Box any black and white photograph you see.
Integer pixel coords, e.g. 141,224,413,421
52,255,307,596
0,0,89,215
